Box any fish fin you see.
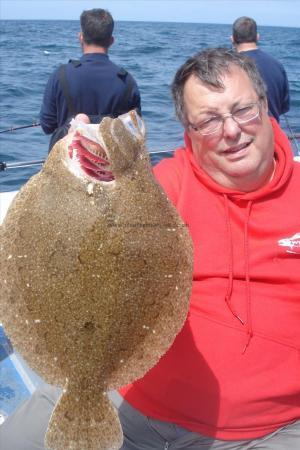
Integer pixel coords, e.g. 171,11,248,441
45,388,123,450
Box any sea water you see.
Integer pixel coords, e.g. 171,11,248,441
0,20,299,192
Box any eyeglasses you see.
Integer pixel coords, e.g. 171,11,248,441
189,101,262,136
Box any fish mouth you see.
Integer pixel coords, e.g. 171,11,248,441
67,110,145,182
68,131,114,182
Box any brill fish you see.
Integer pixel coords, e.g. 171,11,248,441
0,111,193,450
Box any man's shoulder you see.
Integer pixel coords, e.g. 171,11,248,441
67,59,81,67
78,55,135,80
48,60,80,84
153,148,188,204
153,148,188,177
110,61,136,82
48,59,78,78
253,49,284,69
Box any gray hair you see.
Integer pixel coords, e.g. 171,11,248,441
171,47,266,128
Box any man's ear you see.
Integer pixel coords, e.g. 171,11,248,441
109,36,115,47
78,32,84,44
256,33,260,42
230,35,234,44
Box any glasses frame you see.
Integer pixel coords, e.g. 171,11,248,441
188,100,262,136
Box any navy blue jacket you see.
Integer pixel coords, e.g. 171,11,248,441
241,49,290,122
40,53,141,135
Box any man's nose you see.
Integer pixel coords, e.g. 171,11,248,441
222,116,241,140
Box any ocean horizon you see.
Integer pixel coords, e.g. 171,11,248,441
2,18,299,28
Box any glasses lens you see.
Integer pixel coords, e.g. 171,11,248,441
198,117,222,134
191,102,260,136
233,103,259,124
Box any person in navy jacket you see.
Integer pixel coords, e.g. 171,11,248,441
231,16,290,123
40,8,141,151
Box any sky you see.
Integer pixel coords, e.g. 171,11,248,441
1,0,299,27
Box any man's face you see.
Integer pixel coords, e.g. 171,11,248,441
184,66,274,191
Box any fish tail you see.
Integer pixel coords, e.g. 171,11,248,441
45,388,123,450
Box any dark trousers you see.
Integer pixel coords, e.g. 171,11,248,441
1,385,300,450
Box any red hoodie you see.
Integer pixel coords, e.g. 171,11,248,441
120,119,300,440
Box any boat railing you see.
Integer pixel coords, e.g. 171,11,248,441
0,134,300,173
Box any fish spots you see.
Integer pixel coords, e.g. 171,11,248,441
64,411,75,422
82,321,95,333
87,183,94,195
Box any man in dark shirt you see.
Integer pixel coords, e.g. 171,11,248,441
231,16,290,123
40,8,141,150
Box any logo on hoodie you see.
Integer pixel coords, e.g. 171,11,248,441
278,233,300,254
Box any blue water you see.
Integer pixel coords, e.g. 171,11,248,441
0,20,299,192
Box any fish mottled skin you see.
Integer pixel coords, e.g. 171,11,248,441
0,112,193,450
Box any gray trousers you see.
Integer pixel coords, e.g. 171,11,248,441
0,384,300,450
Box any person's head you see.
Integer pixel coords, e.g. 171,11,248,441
79,8,114,49
171,47,274,192
232,16,258,45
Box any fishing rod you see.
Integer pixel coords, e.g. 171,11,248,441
0,160,45,171
283,114,300,155
0,122,41,134
0,150,174,172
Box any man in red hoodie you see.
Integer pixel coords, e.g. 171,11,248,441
1,48,300,450
115,48,300,449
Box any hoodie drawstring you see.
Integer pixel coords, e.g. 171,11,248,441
223,195,244,325
242,200,254,353
223,195,254,352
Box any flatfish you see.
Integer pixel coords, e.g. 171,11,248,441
0,111,193,450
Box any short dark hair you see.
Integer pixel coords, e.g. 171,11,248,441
232,16,258,44
80,8,114,48
171,47,266,127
